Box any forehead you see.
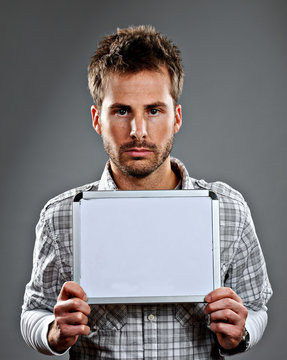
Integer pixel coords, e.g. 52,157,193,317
102,67,172,105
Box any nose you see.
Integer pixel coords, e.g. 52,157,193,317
130,116,147,140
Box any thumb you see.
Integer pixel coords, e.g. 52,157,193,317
58,281,87,301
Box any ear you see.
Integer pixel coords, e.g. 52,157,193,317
91,105,101,135
174,104,182,134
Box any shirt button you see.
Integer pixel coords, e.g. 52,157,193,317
147,314,155,321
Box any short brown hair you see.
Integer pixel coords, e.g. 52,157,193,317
88,25,184,108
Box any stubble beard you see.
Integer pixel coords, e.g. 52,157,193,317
102,136,174,179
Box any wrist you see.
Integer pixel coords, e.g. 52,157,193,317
218,328,250,355
47,321,68,354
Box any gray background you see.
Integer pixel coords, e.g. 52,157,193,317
1,0,286,359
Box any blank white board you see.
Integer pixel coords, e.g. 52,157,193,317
73,190,220,304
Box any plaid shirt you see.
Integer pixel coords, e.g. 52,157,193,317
22,157,272,359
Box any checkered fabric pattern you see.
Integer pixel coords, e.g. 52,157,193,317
22,157,272,359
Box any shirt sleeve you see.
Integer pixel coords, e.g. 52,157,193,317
22,213,63,313
21,209,66,353
220,199,272,355
224,201,272,312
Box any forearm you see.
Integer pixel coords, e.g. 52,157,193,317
20,309,70,356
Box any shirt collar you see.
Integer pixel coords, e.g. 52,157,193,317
97,161,118,190
170,157,195,190
97,157,195,190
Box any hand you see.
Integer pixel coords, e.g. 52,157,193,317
47,281,91,353
204,287,248,350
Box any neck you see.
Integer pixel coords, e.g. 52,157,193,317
110,157,179,190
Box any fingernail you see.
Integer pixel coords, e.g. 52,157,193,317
205,295,211,302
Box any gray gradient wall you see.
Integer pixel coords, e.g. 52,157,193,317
1,0,286,359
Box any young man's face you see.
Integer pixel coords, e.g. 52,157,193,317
91,66,182,179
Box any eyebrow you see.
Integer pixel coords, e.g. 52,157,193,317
108,102,168,110
145,102,168,110
108,103,131,110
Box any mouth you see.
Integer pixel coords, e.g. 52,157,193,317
124,148,154,157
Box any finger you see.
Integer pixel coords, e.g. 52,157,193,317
58,281,87,302
209,309,241,325
209,321,243,340
54,298,91,317
204,298,246,316
56,323,91,338
57,311,89,326
205,287,243,304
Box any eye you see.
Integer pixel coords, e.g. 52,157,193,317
149,108,159,115
117,108,128,116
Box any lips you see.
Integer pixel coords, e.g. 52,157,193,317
125,148,153,157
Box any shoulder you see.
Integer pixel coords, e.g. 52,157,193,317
39,180,100,223
194,178,247,207
192,178,250,228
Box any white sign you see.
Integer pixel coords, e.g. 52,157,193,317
73,190,220,304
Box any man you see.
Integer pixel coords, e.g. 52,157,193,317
21,25,272,359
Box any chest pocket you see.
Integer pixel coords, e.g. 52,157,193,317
88,304,128,331
175,303,208,327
